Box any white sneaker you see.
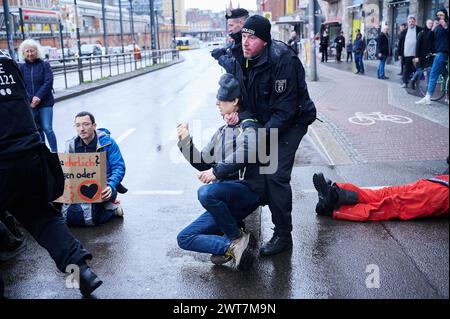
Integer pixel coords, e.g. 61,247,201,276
415,96,431,105
113,205,124,217
227,231,255,271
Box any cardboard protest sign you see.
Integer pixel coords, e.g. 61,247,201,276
54,152,107,204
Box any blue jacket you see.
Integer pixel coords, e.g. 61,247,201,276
353,36,365,53
19,59,54,107
66,128,126,191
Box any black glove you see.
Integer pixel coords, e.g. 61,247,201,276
211,48,226,60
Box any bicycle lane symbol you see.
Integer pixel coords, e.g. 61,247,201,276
348,112,413,126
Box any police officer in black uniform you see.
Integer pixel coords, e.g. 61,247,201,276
0,50,102,297
231,15,317,256
211,8,249,73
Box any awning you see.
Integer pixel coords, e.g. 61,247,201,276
346,4,362,11
322,17,342,25
275,14,306,25
387,0,410,7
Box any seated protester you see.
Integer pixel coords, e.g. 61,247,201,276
176,74,265,271
61,112,126,226
311,166,449,221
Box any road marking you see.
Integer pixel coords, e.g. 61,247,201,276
302,185,388,194
309,125,335,166
116,128,136,144
132,190,184,195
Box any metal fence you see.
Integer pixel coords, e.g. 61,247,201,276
48,49,179,90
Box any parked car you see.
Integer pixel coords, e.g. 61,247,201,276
57,48,75,62
80,44,102,57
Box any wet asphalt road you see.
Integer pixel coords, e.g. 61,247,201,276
1,48,448,299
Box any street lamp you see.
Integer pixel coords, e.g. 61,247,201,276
171,0,176,49
148,0,156,51
74,0,84,83
154,10,160,50
129,0,137,68
101,0,108,54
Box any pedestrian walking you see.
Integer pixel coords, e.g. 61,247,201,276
346,38,353,62
18,39,58,152
377,25,390,79
353,31,365,74
411,19,435,89
320,29,329,62
334,31,345,62
399,15,423,88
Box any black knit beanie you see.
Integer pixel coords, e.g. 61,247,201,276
241,15,271,43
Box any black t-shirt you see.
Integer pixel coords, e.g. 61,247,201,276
0,53,41,159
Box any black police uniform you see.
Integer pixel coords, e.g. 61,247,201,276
0,52,92,276
231,40,317,240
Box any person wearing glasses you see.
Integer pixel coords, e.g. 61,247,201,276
60,112,126,226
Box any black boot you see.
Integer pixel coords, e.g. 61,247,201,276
78,264,103,297
313,173,338,216
259,234,292,257
313,173,359,216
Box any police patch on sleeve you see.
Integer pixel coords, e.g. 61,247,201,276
274,79,287,93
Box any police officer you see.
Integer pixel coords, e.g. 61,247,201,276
230,15,317,256
211,8,249,73
0,50,102,297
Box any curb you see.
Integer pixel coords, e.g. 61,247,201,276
54,57,185,103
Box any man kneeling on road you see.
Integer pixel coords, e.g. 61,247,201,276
176,74,266,271
61,112,126,226
311,164,449,221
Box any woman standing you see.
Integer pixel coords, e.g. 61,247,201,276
18,39,57,152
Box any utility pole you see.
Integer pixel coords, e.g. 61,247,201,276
101,0,108,54
308,0,317,81
171,0,176,48
2,0,15,59
118,0,125,53
18,8,25,40
74,0,84,83
155,10,160,50
148,0,156,50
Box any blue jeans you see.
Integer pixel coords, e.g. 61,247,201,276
355,52,364,73
32,106,57,152
377,57,386,78
427,52,448,95
411,66,423,82
177,181,261,256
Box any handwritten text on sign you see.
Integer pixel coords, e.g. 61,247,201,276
55,152,107,204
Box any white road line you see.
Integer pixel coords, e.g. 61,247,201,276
309,126,335,166
116,128,136,144
302,185,388,194
132,190,184,195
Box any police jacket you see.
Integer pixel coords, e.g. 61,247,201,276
19,58,55,107
231,40,316,134
0,51,41,159
178,119,266,202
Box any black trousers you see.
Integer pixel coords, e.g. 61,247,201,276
336,49,342,62
264,123,308,237
403,56,416,84
346,51,353,62
321,46,328,62
0,149,92,272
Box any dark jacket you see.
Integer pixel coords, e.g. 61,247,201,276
353,35,365,53
376,32,390,58
334,35,345,51
19,58,54,107
415,28,435,67
288,37,300,54
231,40,316,134
434,8,449,54
398,25,423,58
178,119,266,202
0,52,41,159
320,35,329,47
